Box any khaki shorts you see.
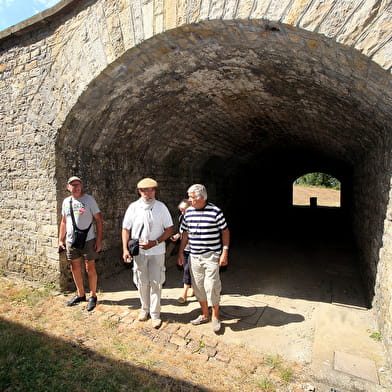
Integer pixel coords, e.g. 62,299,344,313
66,239,99,261
190,251,221,307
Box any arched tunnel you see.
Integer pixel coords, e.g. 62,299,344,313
56,20,392,306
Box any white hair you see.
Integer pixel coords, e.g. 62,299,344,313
187,184,207,200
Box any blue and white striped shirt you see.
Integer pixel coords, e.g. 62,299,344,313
181,202,228,255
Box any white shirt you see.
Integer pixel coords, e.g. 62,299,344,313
123,199,173,255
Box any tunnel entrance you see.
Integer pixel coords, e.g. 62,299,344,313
56,20,392,308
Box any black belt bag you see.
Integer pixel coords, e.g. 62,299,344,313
70,199,92,249
127,224,144,256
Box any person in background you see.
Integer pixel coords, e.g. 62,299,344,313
122,178,174,329
171,199,193,304
58,176,103,312
178,184,230,333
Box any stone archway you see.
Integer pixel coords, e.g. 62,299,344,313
0,0,391,359
56,20,392,303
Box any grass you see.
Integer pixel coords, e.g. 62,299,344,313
257,377,275,392
0,317,200,392
258,355,296,388
369,330,382,342
279,367,294,383
0,281,53,306
1,319,130,392
0,277,309,392
264,354,283,369
0,279,202,392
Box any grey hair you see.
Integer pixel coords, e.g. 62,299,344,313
187,184,207,200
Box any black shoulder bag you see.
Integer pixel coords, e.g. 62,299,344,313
127,224,144,256
70,199,92,249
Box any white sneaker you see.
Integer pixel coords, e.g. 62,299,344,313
151,318,162,329
212,318,221,332
190,315,210,325
138,311,148,321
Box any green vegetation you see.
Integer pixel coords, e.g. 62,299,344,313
279,367,294,383
294,172,341,190
257,377,276,392
0,282,53,306
257,354,296,389
264,354,283,369
369,330,382,342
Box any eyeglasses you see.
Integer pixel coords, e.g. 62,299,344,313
138,188,156,193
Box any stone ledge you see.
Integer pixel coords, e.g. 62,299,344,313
0,0,84,41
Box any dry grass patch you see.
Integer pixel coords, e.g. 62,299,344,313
0,277,313,392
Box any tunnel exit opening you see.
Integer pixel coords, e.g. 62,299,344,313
292,172,341,208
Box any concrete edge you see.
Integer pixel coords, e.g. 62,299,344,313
0,0,94,42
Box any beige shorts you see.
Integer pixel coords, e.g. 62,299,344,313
190,251,221,307
66,239,99,261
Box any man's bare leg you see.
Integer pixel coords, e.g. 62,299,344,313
70,258,85,297
199,300,210,319
85,260,97,297
211,304,219,320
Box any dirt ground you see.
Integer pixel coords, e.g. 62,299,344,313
292,185,340,207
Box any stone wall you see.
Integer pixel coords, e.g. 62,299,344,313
0,0,391,357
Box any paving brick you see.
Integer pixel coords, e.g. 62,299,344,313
170,334,188,347
176,326,190,338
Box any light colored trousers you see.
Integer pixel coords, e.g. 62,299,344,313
133,253,166,319
190,251,221,307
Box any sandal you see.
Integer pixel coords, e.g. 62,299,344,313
177,296,186,304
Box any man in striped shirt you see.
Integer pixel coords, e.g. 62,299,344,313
178,184,230,333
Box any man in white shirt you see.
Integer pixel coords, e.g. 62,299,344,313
122,178,173,329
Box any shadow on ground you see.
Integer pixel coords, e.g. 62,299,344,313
100,224,367,310
0,317,206,392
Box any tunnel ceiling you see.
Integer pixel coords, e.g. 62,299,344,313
59,20,392,174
